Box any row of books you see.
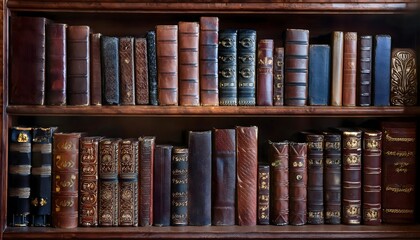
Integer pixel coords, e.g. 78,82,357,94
9,16,418,107
8,122,416,227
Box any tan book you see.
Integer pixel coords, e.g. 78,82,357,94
331,31,344,106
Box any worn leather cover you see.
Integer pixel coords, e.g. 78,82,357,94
273,47,284,106
119,37,135,105
257,39,274,106
218,29,238,106
391,48,417,106
289,142,307,226
343,32,357,106
101,36,120,105
308,45,330,106
90,33,102,105
135,38,149,105
237,29,256,106
146,31,158,105
138,136,155,226
153,145,172,226
171,147,188,226
373,35,391,106
212,128,236,226
258,165,270,225
331,31,344,106
199,17,219,106
358,35,372,106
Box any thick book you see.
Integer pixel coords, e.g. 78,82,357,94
390,48,417,106
212,128,236,226
199,17,219,106
46,23,67,106
236,126,258,226
67,25,90,106
373,35,391,106
101,36,120,105
381,122,416,224
10,16,47,105
284,29,309,106
52,132,82,228
119,37,135,105
257,39,274,106
138,136,155,226
258,164,270,225
273,47,285,106
156,25,178,106
135,38,149,105
146,31,158,105
331,31,344,106
237,29,256,106
289,142,307,226
308,44,331,106
171,147,188,226
90,33,102,105
153,145,172,227
358,35,373,106
218,29,238,106
342,32,357,106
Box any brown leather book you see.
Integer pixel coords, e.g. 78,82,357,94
138,136,155,226
257,39,274,106
273,47,284,106
289,142,307,226
153,145,172,226
90,33,102,105
331,31,344,106
10,16,47,105
46,23,67,106
269,141,289,225
135,38,149,105
156,25,178,106
179,22,200,106
357,35,372,106
258,164,270,225
381,122,416,224
52,132,82,228
171,147,188,226
343,32,357,106
390,48,417,106
67,25,90,106
236,126,258,226
119,37,135,105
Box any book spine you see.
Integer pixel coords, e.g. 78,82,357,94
273,47,285,106
257,39,274,106
390,48,417,106
101,36,120,105
218,29,238,106
237,29,256,106
171,147,188,226
153,145,172,226
306,134,324,224
135,38,149,105
258,165,270,225
138,136,155,226
358,35,372,106
331,31,344,106
289,142,307,226
308,45,330,106
342,32,357,106
373,35,391,106
90,33,102,105
119,37,135,105
146,31,158,105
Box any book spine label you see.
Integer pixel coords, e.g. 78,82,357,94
258,165,270,225
237,29,256,106
390,48,417,106
343,32,357,106
257,39,274,106
101,36,120,105
135,38,149,105
373,35,391,106
90,33,102,105
139,136,155,226
171,147,188,226
273,47,285,106
289,142,307,226
153,145,172,226
308,45,330,106
331,31,344,106
218,30,238,106
119,37,135,105
146,31,158,105
306,134,324,224
358,35,372,106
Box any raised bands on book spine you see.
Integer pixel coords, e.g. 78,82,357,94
218,29,238,106
357,35,372,106
258,164,270,225
237,29,256,106
171,147,188,226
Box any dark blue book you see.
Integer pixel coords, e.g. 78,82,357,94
101,36,120,105
218,29,237,106
373,35,391,106
308,44,331,105
171,147,188,226
146,31,158,106
237,29,256,106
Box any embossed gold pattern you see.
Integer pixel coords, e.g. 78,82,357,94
391,49,417,106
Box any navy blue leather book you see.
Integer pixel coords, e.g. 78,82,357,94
237,29,256,106
101,36,120,105
218,29,237,106
171,147,189,226
308,44,331,105
146,31,158,106
373,35,391,106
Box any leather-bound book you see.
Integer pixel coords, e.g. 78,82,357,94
331,31,344,106
171,147,188,226
218,29,238,106
212,128,236,226
46,23,67,106
258,164,270,225
52,132,82,228
10,17,47,105
67,25,90,106
153,145,172,226
323,132,341,224
138,136,155,226
373,35,391,106
135,38,149,105
342,32,357,106
273,47,285,106
30,127,57,227
146,31,158,105
156,25,178,106
101,36,120,105
362,130,382,225
237,29,256,106
236,126,258,226
284,29,309,106
119,37,135,105
118,139,139,226
289,142,307,226
381,122,416,224
269,140,289,225
90,33,102,105
358,35,372,106
188,131,212,226
199,17,219,106
98,138,121,226
257,39,274,106
391,48,417,106
8,127,32,226
308,45,331,106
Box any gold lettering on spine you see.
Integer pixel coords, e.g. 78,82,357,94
385,185,414,193
384,131,415,142
384,151,414,157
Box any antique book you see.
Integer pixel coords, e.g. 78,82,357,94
342,32,357,106
90,33,102,105
273,47,285,106
199,17,219,106
289,142,307,226
212,128,236,226
52,132,82,228
284,29,309,106
308,44,331,106
362,130,382,225
101,36,120,105
257,39,274,106
390,48,417,106
153,145,172,226
67,25,90,106
236,126,258,226
156,25,178,106
46,23,67,106
357,35,373,106
218,29,238,106
146,31,158,105
9,127,32,226
381,122,416,223
258,164,270,225
373,35,391,106
171,147,188,226
135,38,149,105
98,138,121,226
237,29,257,106
119,37,135,105
138,136,155,226
331,31,344,106
269,140,289,225
10,16,47,105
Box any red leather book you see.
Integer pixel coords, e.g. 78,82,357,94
135,38,149,105
258,164,270,225
289,142,307,226
153,145,172,226
138,136,155,226
273,47,284,106
390,48,417,106
257,39,274,106
119,37,135,105
343,32,357,106
90,33,102,105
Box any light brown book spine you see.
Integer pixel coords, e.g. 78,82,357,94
135,38,149,105
343,32,357,106
331,31,344,106
119,37,135,105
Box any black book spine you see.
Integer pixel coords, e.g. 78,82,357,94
237,29,256,106
153,145,172,226
101,36,120,105
146,31,158,106
218,30,237,106
171,147,188,226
